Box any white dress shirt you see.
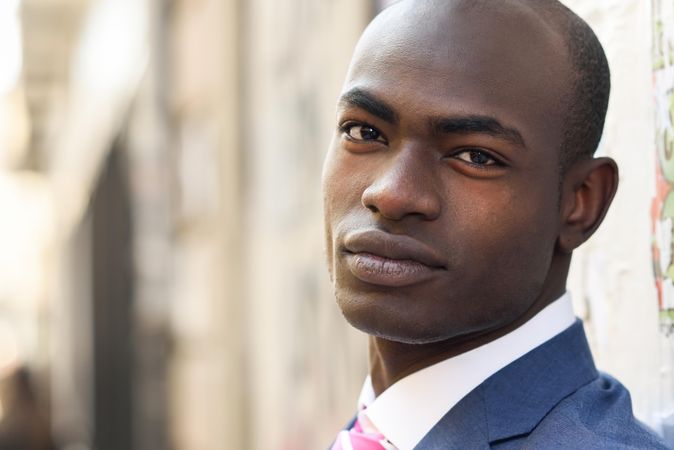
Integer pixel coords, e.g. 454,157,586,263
357,292,576,450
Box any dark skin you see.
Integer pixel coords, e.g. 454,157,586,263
322,0,618,396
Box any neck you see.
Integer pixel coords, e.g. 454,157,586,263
368,255,570,396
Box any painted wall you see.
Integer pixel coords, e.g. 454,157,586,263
562,0,674,438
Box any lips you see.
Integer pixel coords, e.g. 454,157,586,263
342,229,446,287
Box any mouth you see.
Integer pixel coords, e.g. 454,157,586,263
341,229,446,287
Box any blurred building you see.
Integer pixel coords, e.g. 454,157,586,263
0,0,672,449
4,0,371,448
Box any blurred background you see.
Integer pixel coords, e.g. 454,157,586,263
0,0,672,449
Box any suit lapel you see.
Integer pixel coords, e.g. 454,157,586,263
415,320,598,449
483,320,598,442
415,386,491,449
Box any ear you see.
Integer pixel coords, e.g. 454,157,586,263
558,157,619,253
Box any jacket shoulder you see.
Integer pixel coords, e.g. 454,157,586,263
497,373,671,449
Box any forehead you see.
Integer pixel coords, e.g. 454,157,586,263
343,0,572,152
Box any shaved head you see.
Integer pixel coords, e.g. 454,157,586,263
360,0,610,171
505,0,611,169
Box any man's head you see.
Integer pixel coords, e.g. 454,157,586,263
538,0,611,171
322,0,617,345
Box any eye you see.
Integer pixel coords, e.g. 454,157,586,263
453,149,500,167
340,122,387,143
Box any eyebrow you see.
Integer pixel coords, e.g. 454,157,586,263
431,116,527,148
339,88,526,148
338,88,400,124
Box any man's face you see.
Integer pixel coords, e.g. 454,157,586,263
323,2,574,344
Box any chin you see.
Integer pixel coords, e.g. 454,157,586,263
346,314,463,345
335,289,468,345
373,329,460,346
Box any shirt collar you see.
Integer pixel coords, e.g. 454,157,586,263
357,292,575,450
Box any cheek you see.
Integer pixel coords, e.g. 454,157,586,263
449,178,559,284
322,144,369,273
457,173,558,237
321,146,371,220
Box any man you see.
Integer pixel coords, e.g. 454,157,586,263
322,0,672,449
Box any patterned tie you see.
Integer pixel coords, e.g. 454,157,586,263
330,410,394,450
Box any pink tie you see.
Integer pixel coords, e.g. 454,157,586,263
330,411,390,450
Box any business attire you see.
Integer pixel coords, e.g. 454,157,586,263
333,294,671,450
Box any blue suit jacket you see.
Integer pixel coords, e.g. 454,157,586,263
338,320,672,449
416,320,670,449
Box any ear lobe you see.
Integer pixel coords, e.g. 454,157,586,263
558,157,619,253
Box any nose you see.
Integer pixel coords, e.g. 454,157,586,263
361,148,441,221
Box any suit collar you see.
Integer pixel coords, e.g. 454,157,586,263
418,319,597,448
483,319,597,441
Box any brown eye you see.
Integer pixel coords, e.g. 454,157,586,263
342,123,386,143
455,149,497,166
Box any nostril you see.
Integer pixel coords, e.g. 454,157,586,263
365,203,379,214
361,187,380,213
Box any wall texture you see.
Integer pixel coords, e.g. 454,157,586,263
239,2,371,448
562,0,674,435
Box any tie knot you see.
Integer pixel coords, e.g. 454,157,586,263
331,411,396,450
354,410,382,436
